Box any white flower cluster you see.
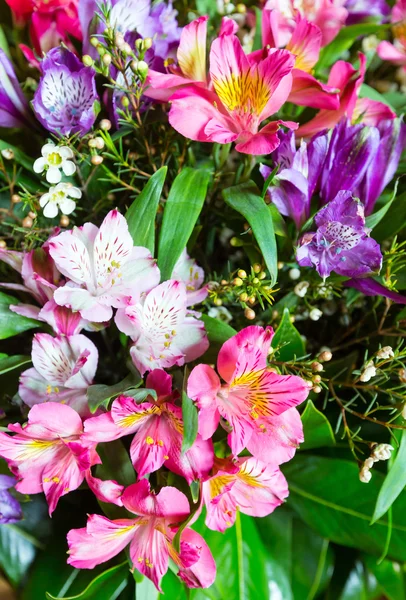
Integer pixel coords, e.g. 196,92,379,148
359,443,394,483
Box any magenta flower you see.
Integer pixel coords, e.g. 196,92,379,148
263,0,348,46
67,479,216,591
32,47,99,136
262,12,340,110
84,369,214,483
188,326,309,463
202,457,288,532
0,403,102,514
48,209,159,323
296,191,383,279
167,32,297,155
19,333,98,416
115,280,208,375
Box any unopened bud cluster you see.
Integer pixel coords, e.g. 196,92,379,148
359,443,394,483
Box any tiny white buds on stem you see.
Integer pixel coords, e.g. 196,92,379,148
376,346,394,359
360,361,376,382
1,148,14,160
310,308,323,321
318,350,332,362
294,281,309,297
289,267,300,280
359,466,372,483
99,119,112,131
371,443,393,462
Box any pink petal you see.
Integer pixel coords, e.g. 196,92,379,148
289,70,340,110
129,521,169,591
217,325,274,383
48,229,94,286
21,402,83,439
145,369,173,399
247,407,304,465
122,480,190,520
177,16,208,82
377,40,406,65
85,471,124,506
42,452,85,515
354,97,396,126
165,435,214,485
177,528,216,589
219,16,239,36
83,412,124,443
67,514,136,569
286,15,321,72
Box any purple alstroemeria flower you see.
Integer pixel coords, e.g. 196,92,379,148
137,1,181,59
319,119,380,206
0,475,22,524
260,130,328,229
356,117,406,215
345,278,406,304
344,0,390,24
0,49,34,129
296,191,382,279
32,47,99,137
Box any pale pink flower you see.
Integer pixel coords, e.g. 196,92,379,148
167,33,297,155
48,209,160,322
19,333,98,416
188,326,309,463
202,457,289,532
0,403,122,514
172,249,208,305
377,0,406,70
115,280,208,375
84,369,214,483
67,479,216,591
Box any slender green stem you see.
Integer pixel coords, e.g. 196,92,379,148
235,509,245,600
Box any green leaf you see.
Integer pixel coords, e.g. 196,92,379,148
223,181,278,286
369,190,406,242
181,391,198,453
338,561,381,600
271,308,305,361
96,439,136,489
0,292,39,339
158,168,210,280
372,429,406,523
87,371,141,413
0,140,37,173
0,524,38,586
125,166,167,254
317,23,388,70
46,563,129,600
0,354,31,375
365,173,400,231
284,455,406,561
300,400,336,450
200,314,236,344
359,84,396,111
363,555,405,600
253,7,262,51
192,512,274,600
269,203,288,238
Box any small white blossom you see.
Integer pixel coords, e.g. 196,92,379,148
294,281,309,297
33,143,76,184
39,183,81,219
376,346,394,359
288,267,300,280
371,443,394,462
364,457,374,470
359,467,372,483
360,361,376,382
208,306,233,324
362,34,379,53
309,308,323,321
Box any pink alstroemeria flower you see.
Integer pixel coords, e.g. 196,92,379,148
264,0,348,47
84,369,214,483
115,280,208,375
262,12,340,110
67,479,216,591
297,52,396,137
0,241,89,335
48,209,160,323
19,332,98,416
0,403,122,514
202,456,289,532
172,249,208,305
168,33,297,155
188,326,309,463
378,0,406,70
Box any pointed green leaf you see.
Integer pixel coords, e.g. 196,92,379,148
181,391,198,453
158,168,210,280
300,400,336,450
271,308,305,361
0,292,39,339
223,181,278,285
0,354,31,375
372,429,406,524
364,555,405,600
46,563,129,600
365,179,399,231
125,166,167,254
200,314,236,344
86,371,141,413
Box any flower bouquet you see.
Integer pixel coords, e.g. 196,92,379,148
0,0,405,598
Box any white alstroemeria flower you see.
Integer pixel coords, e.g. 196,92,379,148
33,143,76,184
40,183,82,218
